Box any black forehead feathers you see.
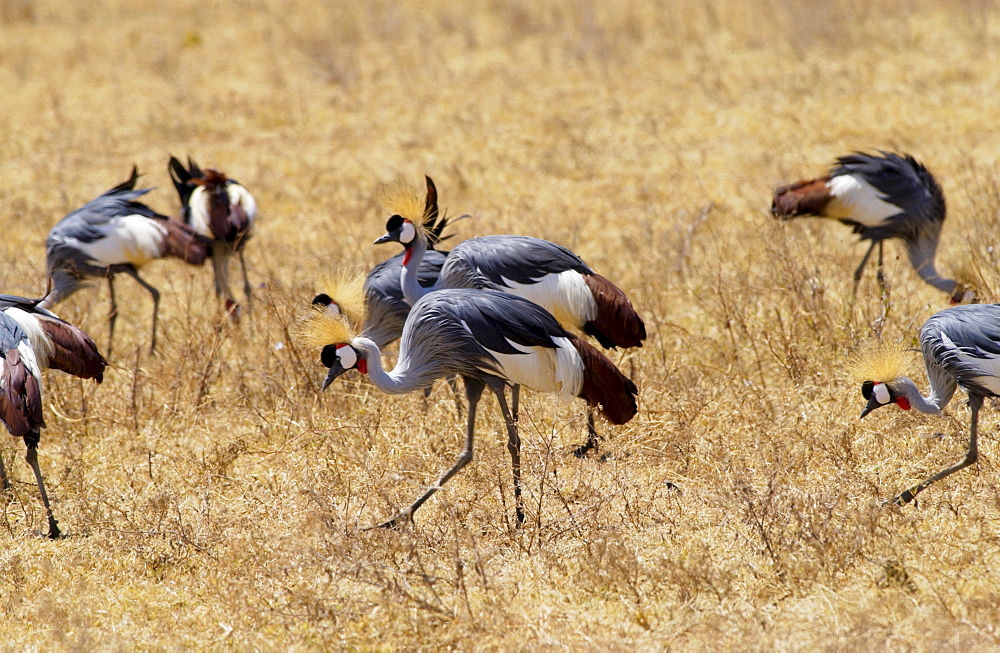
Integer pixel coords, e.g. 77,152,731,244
385,214,404,231
861,380,874,400
312,293,332,307
321,344,339,367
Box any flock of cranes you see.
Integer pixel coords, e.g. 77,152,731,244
2,150,999,537
2,157,253,538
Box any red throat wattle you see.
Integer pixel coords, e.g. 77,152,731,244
896,396,911,410
402,248,412,266
357,359,368,375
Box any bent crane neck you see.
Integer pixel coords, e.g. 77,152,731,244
896,377,945,416
355,337,433,395
907,240,958,295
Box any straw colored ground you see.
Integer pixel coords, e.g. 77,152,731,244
2,0,1000,648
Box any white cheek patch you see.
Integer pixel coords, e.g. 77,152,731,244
337,344,357,369
873,382,891,405
399,220,416,244
327,302,342,316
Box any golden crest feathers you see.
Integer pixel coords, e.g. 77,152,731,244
377,180,432,229
848,341,908,383
316,269,368,327
293,304,358,352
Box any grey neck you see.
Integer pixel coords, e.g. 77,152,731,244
355,337,428,395
896,377,944,416
400,236,431,306
907,240,958,295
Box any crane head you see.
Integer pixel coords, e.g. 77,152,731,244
950,284,977,305
320,343,366,389
860,380,911,418
374,214,416,247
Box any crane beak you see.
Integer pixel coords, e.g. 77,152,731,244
373,232,396,245
321,362,348,390
859,395,884,419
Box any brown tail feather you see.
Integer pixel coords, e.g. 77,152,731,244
582,274,646,349
160,218,210,265
772,177,834,218
1,349,44,437
570,335,638,425
38,317,107,383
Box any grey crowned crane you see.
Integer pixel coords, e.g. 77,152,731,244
772,151,974,302
0,293,107,538
298,288,639,529
168,156,257,319
39,167,210,355
374,180,646,455
0,313,59,538
855,303,1000,505
0,293,107,382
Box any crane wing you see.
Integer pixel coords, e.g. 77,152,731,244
442,235,594,289
831,152,944,239
921,305,1000,397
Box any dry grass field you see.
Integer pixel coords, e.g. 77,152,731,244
3,0,1000,648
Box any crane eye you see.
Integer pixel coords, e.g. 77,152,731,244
861,381,874,400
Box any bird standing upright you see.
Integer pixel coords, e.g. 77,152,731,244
373,179,645,455
0,312,60,538
39,166,210,355
855,303,1000,505
357,177,459,349
772,151,973,302
168,156,257,319
298,288,639,528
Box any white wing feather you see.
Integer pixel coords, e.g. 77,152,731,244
825,175,901,226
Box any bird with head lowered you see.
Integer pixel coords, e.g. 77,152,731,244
296,287,639,529
853,304,1000,505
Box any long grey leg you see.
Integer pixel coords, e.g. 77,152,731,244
876,241,886,292
371,377,484,529
123,268,161,354
511,384,520,423
211,250,228,299
572,407,602,458
25,443,60,538
0,452,9,491
446,375,465,419
238,249,252,308
213,246,241,321
852,240,878,295
491,379,524,525
891,394,982,506
107,275,118,358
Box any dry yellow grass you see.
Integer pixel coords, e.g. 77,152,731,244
2,0,1000,648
